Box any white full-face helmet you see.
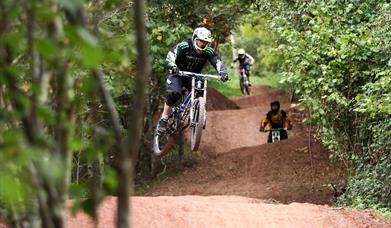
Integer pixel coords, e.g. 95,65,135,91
192,27,212,53
238,48,245,58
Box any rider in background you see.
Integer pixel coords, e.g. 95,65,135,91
157,27,230,133
259,100,293,143
233,48,255,85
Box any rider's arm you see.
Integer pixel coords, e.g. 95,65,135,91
165,41,188,70
206,47,228,74
260,114,269,129
283,112,293,129
246,53,255,65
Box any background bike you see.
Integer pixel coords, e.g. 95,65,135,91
239,68,251,96
153,71,222,157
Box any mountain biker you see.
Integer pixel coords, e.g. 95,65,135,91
157,27,230,133
233,48,255,85
259,100,293,143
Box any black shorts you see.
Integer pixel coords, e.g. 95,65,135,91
239,64,251,72
165,75,193,106
166,75,192,94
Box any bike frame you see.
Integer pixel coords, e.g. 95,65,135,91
264,128,288,142
171,71,220,130
239,68,249,85
172,92,191,116
153,71,221,156
271,130,280,142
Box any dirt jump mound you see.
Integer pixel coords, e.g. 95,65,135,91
206,87,239,111
231,86,291,109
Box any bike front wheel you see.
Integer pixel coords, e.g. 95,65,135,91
190,97,206,151
239,76,245,95
244,80,251,95
153,130,176,157
242,75,251,96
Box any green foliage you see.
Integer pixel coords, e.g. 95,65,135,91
147,0,254,36
335,117,391,208
0,0,136,224
255,0,391,210
234,19,283,78
208,67,284,97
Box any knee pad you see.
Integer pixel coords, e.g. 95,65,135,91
166,92,181,106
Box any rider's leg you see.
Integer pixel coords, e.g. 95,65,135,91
239,66,244,84
280,129,288,141
157,75,183,133
239,66,244,76
161,103,172,119
245,65,251,86
267,132,273,143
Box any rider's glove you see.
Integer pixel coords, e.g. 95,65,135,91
259,127,265,132
219,71,229,82
169,65,179,74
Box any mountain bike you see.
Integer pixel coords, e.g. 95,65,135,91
153,71,222,157
261,128,288,143
239,68,251,96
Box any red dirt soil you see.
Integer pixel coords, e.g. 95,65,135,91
146,136,346,204
64,86,390,227
206,87,239,111
66,196,391,228
230,86,291,109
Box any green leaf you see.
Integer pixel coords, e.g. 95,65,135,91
68,183,88,199
80,45,103,68
77,28,99,46
59,0,82,13
36,39,57,58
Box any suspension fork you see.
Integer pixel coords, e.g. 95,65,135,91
239,68,243,78
203,79,207,100
203,79,208,128
190,76,195,125
240,68,247,79
179,93,191,122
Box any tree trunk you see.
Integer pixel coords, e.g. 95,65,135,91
117,0,151,227
231,35,238,71
177,131,184,167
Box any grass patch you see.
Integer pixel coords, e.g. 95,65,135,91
374,207,391,219
208,68,286,97
133,185,147,196
335,196,391,220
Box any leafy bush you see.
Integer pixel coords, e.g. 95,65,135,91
255,0,391,209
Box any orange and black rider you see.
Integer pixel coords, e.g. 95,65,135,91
260,100,293,143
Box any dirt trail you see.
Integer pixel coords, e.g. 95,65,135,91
65,86,390,227
146,136,345,204
66,196,390,228
230,86,291,109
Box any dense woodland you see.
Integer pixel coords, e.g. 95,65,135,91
0,0,390,227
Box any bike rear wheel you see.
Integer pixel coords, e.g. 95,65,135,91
190,97,205,151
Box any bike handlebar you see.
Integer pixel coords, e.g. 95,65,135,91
177,71,223,80
261,128,288,132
